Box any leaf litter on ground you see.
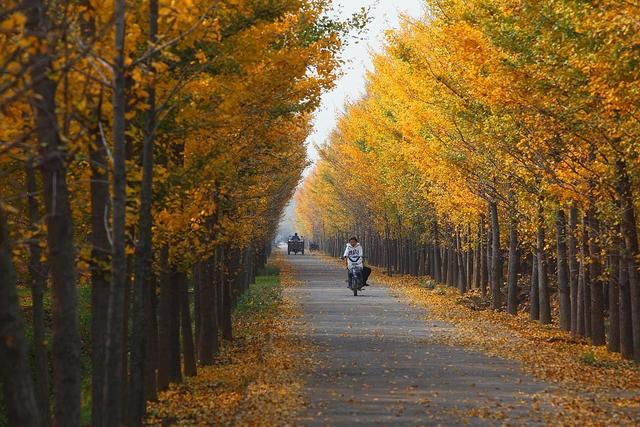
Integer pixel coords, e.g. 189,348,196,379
370,267,640,426
145,254,311,426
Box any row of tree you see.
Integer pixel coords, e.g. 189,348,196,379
297,0,640,362
0,1,365,426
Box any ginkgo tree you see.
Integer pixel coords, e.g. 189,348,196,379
0,0,369,425
298,0,640,363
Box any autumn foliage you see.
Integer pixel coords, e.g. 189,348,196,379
0,0,365,426
298,0,640,366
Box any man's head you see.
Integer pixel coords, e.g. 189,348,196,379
349,236,358,246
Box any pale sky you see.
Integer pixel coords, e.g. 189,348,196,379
305,0,425,165
280,1,425,236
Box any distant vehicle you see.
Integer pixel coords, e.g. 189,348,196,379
287,239,304,255
309,242,320,251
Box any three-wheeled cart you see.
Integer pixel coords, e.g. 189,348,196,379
287,240,304,255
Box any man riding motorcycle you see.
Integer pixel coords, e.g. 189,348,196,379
342,236,370,288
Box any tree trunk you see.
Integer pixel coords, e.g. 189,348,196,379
193,263,201,351
25,163,50,425
157,247,171,389
127,0,158,422
0,205,41,427
446,245,454,286
168,268,182,384
122,261,131,418
179,271,197,377
616,159,640,361
480,216,488,296
490,201,502,310
619,236,634,359
143,275,158,401
568,204,579,334
89,127,111,427
587,212,605,346
556,209,570,330
456,231,467,294
221,248,233,341
581,214,592,337
443,245,449,284
608,247,620,353
577,243,586,337
76,5,109,425
103,0,128,424
507,196,519,315
198,258,218,365
396,237,401,274
537,206,551,324
25,0,81,423
474,222,481,289
530,252,539,321
432,219,439,281
465,225,472,288
486,216,493,297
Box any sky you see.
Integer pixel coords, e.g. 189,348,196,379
305,0,425,165
279,0,425,238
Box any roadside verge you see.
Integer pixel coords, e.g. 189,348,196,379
145,253,310,426
373,269,640,426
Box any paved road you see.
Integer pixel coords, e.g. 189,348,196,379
285,253,552,426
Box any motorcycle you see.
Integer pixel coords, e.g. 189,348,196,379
346,256,365,296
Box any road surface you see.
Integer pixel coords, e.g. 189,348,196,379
284,253,552,426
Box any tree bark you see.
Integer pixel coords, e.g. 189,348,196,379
608,246,620,353
568,204,579,334
537,206,551,324
506,196,519,315
157,247,171,389
587,212,605,346
25,163,50,425
221,247,233,341
456,231,467,294
193,263,201,352
486,215,493,297
616,159,640,361
179,271,197,377
577,242,586,336
143,275,158,401
480,216,488,296
530,252,539,321
466,225,472,289
444,244,452,285
581,214,592,337
24,1,82,424
168,268,182,383
433,218,441,282
198,258,218,365
127,0,158,422
474,222,481,289
103,0,128,424
619,235,634,359
489,201,502,310
89,103,111,427
556,209,570,331
0,205,41,427
76,5,110,425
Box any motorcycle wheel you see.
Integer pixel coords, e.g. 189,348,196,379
353,286,358,296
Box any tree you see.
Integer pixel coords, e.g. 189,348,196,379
0,204,41,427
24,0,82,423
